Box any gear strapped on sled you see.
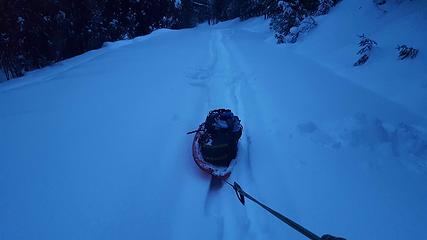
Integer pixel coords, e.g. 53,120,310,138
187,109,243,179
199,109,242,166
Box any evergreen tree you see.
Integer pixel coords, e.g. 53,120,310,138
269,0,340,44
178,0,198,27
0,0,180,80
354,34,377,66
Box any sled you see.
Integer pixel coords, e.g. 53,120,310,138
192,129,236,179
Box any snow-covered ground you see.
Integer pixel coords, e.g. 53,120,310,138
1,0,426,239
294,0,427,118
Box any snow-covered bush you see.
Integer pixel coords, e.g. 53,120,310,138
354,34,377,66
270,0,340,44
270,1,301,44
284,16,317,43
396,45,419,60
316,0,339,15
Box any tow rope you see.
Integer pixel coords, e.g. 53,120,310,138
224,180,345,240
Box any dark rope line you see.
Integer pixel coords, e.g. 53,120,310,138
224,180,321,240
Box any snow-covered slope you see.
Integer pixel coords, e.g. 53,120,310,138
1,1,426,239
295,0,427,117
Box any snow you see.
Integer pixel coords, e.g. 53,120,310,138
1,0,427,239
294,0,427,118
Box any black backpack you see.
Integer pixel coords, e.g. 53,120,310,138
199,109,243,166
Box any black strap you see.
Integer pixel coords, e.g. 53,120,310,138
226,181,321,240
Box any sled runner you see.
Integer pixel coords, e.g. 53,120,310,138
190,109,242,179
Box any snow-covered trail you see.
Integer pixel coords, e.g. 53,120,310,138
1,16,427,240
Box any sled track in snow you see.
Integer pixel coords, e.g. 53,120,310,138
192,29,260,240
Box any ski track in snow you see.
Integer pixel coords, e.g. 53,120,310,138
197,29,255,239
198,28,279,240
186,27,274,239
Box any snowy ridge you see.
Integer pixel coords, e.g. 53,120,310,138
0,28,176,93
